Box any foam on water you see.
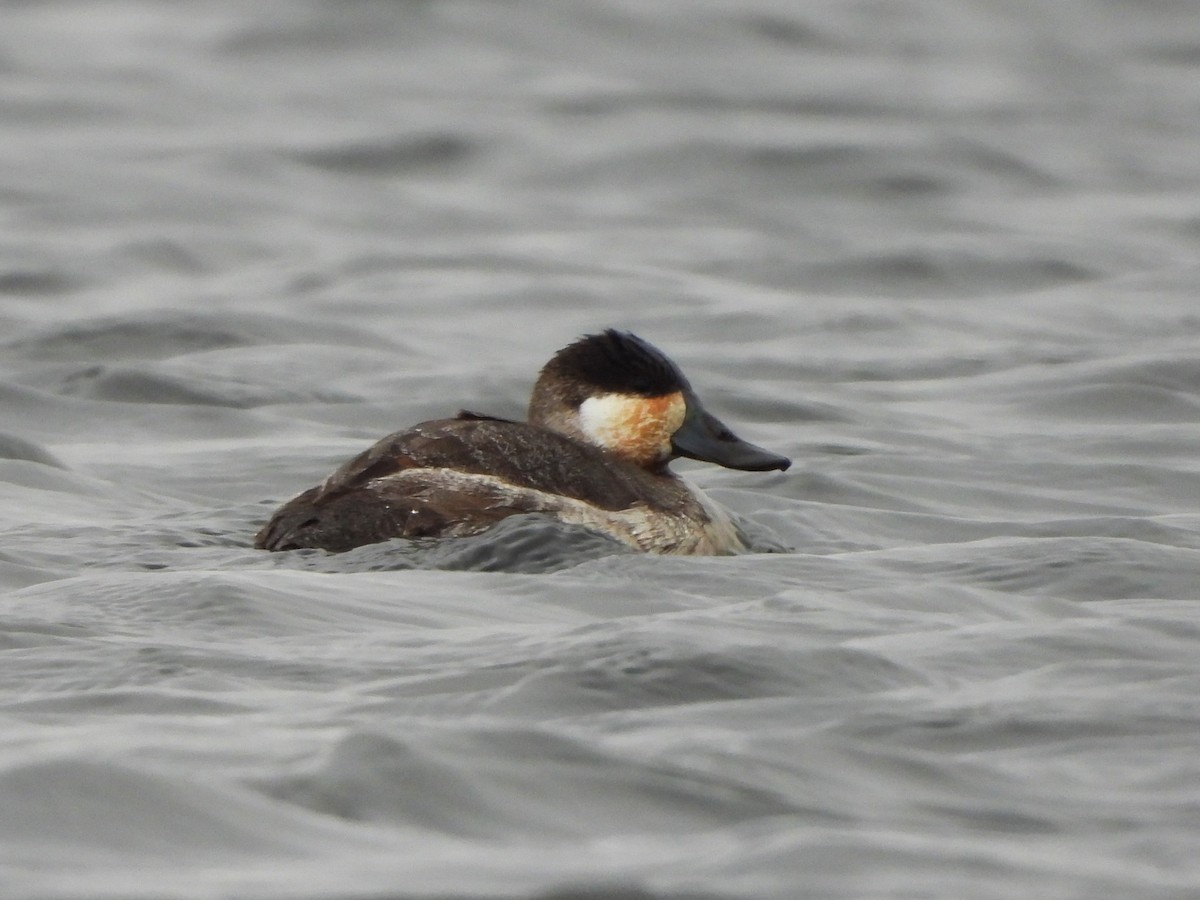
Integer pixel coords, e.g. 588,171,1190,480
3,1,1200,898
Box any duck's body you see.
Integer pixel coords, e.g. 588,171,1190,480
254,331,789,555
255,413,743,554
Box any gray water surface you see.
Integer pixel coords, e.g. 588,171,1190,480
3,2,1200,898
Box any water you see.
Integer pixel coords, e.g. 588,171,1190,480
3,1,1200,897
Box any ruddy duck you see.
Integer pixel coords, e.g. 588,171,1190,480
254,330,790,555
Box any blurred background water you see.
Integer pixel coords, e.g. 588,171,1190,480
3,1,1200,898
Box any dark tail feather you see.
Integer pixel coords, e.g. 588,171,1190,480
254,487,415,553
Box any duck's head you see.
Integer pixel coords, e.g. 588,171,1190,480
528,329,791,473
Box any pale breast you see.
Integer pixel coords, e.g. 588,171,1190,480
367,468,747,555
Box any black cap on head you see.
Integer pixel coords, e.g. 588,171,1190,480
544,329,688,399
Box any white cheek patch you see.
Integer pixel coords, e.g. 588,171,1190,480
579,394,632,450
579,392,686,462
662,392,686,434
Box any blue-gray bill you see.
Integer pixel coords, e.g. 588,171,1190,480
671,399,790,472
